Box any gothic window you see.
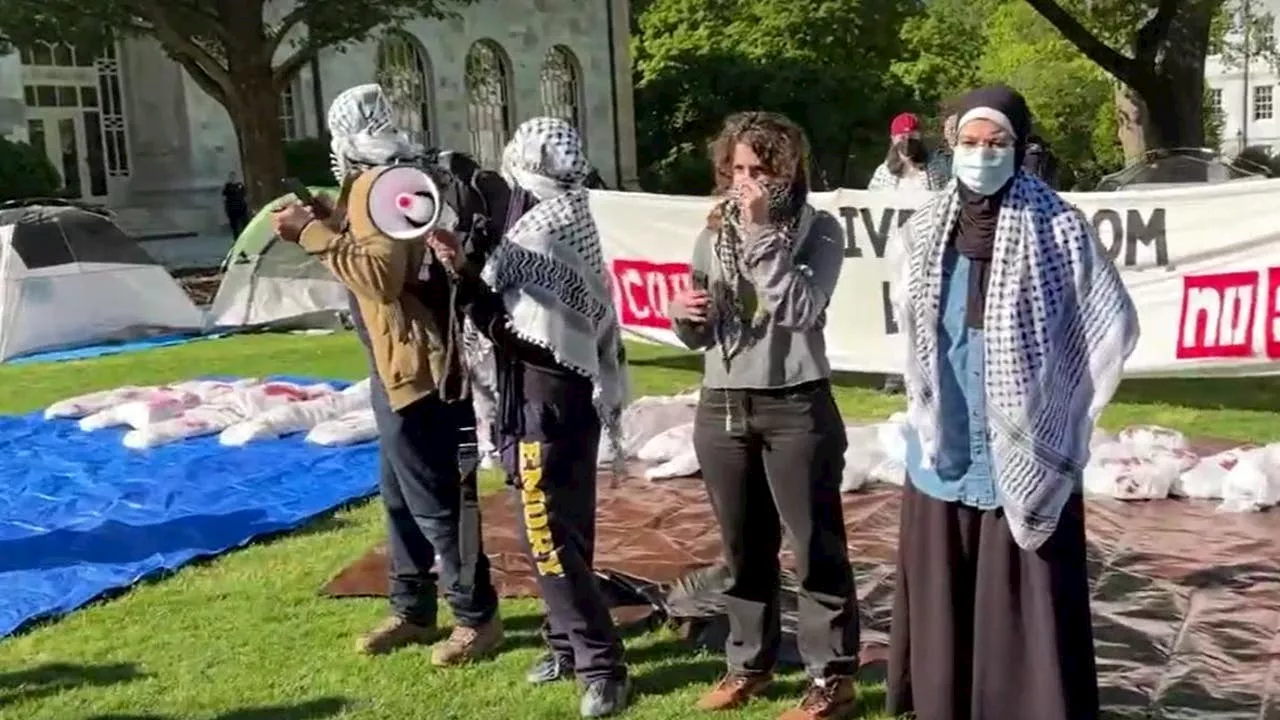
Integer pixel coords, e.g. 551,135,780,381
376,30,434,147
465,40,513,169
539,45,583,145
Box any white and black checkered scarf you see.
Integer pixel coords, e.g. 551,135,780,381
710,181,800,366
891,172,1139,550
479,117,629,475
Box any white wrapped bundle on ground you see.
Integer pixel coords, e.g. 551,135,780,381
1171,446,1254,499
1218,444,1280,513
305,409,378,446
1085,425,1199,500
44,386,155,420
77,380,254,431
598,392,699,465
637,422,695,464
218,379,370,446
122,381,330,449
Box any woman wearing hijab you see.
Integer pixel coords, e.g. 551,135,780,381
885,85,1139,720
867,112,950,191
666,112,859,720
427,117,632,719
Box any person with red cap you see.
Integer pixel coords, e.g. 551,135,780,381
867,112,949,191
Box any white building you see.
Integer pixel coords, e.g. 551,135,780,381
1206,0,1280,155
0,0,639,236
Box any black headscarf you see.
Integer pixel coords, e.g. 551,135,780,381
949,84,1032,328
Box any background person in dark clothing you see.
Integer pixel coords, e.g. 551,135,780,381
429,117,631,718
294,83,504,666
667,112,859,720
221,171,249,239
1022,133,1059,188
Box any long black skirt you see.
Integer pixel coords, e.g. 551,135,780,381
886,480,1099,720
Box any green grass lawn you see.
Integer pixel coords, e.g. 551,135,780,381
0,333,1278,720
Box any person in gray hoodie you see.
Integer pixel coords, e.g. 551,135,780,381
667,111,859,720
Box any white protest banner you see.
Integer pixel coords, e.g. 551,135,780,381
591,178,1280,377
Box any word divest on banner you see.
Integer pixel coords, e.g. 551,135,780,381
590,178,1280,377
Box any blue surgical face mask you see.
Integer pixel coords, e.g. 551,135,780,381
952,145,1016,196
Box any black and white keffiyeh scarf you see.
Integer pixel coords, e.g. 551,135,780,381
480,117,629,475
711,181,801,365
326,83,426,182
892,172,1139,550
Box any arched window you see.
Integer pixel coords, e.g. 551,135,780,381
375,30,434,147
465,40,513,169
539,45,583,145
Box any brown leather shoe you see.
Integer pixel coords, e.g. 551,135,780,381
695,672,773,711
430,615,504,666
355,615,438,655
777,677,857,720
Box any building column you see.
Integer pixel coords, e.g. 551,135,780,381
610,0,640,189
0,50,25,141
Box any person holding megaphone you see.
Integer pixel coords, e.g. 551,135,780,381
425,117,632,718
271,84,505,668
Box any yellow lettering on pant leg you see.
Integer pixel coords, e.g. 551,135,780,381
517,440,563,576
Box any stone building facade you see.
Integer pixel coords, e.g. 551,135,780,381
0,0,639,235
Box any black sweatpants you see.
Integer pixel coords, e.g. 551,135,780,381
498,362,625,682
370,374,499,628
692,380,860,679
886,480,1099,720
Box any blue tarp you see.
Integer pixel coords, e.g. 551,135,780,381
0,377,378,637
4,332,215,365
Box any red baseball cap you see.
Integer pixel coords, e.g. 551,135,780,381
890,113,920,136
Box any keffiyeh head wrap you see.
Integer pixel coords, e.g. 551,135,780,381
326,83,423,183
892,171,1139,551
481,117,630,476
711,181,800,366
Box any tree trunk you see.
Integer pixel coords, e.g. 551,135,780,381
1114,84,1148,163
227,72,287,211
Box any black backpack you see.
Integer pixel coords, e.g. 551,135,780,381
415,149,514,267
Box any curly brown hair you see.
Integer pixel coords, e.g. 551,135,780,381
706,111,811,227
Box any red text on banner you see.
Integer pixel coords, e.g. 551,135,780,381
610,259,692,329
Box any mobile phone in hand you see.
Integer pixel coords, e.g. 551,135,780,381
282,177,329,219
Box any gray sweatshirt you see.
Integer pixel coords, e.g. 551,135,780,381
672,207,844,389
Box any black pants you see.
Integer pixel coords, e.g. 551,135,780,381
886,480,1099,720
370,375,498,628
692,380,859,679
228,212,248,239
499,365,625,682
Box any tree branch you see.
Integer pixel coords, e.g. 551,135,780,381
270,3,311,56
173,53,229,105
273,42,316,90
1022,0,1138,85
125,0,233,98
1134,0,1181,64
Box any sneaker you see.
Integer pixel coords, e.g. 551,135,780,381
777,677,857,720
580,676,631,718
695,672,773,711
430,615,503,666
355,615,438,656
527,652,574,684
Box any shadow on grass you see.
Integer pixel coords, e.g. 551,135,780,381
84,696,352,719
0,662,144,708
628,348,1280,413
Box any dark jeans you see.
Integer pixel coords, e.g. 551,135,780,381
693,380,860,679
499,367,625,682
370,376,498,628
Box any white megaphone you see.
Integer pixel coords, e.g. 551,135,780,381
348,164,457,241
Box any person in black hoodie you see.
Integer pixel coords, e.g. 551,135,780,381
427,117,632,718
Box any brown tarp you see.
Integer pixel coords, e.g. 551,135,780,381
323,452,1280,717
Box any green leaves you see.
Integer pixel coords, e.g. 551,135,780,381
634,0,919,192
